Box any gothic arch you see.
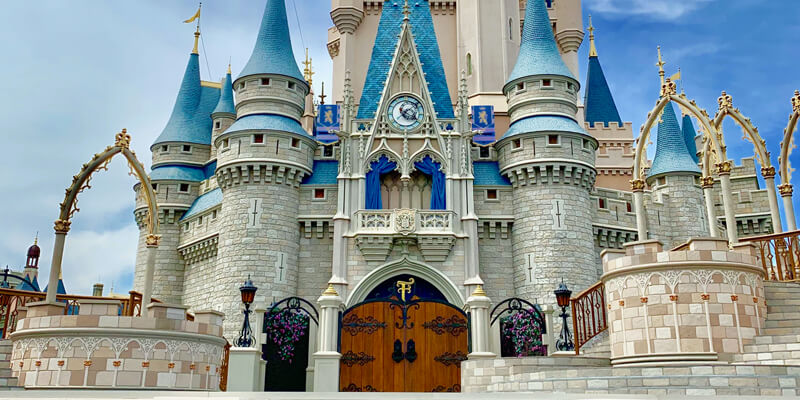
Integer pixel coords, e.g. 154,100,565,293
345,256,465,308
778,90,800,230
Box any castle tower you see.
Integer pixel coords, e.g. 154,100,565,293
23,237,40,290
496,0,597,304
213,0,315,337
682,114,700,163
647,103,707,247
133,29,220,304
582,17,635,191
211,65,236,159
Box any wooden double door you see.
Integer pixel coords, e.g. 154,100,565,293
339,298,468,392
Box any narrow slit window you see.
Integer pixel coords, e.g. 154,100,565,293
599,198,606,209
626,202,633,213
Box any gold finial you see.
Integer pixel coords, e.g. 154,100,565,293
323,284,339,296
227,63,231,75
402,0,411,21
471,285,487,297
319,82,327,104
192,26,200,55
587,15,597,57
302,48,314,85
656,46,666,86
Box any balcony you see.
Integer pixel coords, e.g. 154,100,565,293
353,209,457,262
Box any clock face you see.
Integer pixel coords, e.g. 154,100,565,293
388,96,425,130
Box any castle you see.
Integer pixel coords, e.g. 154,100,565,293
132,0,774,349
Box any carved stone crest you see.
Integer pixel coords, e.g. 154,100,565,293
395,209,416,235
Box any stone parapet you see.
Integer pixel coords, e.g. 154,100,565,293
601,238,766,365
9,302,226,390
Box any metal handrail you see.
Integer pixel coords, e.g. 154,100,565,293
570,281,607,355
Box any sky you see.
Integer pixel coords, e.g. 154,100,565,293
0,0,798,296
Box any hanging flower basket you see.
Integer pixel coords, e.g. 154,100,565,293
266,309,309,362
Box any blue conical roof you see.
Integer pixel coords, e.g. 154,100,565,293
682,114,700,163
506,0,574,88
356,0,454,120
152,53,220,147
649,103,701,178
44,278,66,295
584,56,622,127
238,0,305,84
213,71,235,115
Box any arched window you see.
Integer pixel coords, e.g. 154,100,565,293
466,53,473,76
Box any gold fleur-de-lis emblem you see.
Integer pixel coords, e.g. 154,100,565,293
718,91,733,109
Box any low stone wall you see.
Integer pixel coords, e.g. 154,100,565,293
10,301,227,390
462,356,611,392
601,238,766,365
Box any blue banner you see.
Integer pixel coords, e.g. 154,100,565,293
471,105,495,145
316,104,340,143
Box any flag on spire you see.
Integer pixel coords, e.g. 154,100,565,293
184,4,202,24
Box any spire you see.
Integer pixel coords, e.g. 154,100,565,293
588,15,598,57
682,114,700,163
152,51,203,146
583,18,622,127
213,65,235,116
656,46,666,86
648,103,701,178
506,0,574,88
238,0,306,85
192,26,200,55
302,48,314,86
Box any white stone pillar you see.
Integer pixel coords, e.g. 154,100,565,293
780,184,796,231
763,170,783,232
227,347,263,392
718,163,738,243
540,305,556,356
313,285,343,392
466,286,495,359
142,235,159,307
632,180,647,240
702,178,719,237
45,225,68,304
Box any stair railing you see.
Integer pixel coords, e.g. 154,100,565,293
570,281,607,355
741,229,800,282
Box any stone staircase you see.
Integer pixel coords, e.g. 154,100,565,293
733,281,800,365
0,339,21,390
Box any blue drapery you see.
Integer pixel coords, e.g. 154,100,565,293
365,155,397,209
414,156,446,210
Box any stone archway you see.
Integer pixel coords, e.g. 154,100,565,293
45,130,160,304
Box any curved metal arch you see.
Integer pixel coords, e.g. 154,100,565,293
489,297,546,333
712,91,771,169
779,90,800,184
56,130,159,237
633,90,727,182
265,296,320,326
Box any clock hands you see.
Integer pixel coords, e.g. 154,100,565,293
399,102,418,121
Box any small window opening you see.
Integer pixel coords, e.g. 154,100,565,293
512,139,522,149
261,78,270,86
291,138,301,148
182,144,192,153
599,198,606,209
626,202,633,213
151,183,158,191
516,82,525,91
314,188,326,199
239,82,246,90
215,121,221,129
486,189,498,200
323,145,334,157
542,79,552,87
179,183,190,193
253,134,264,144
222,138,229,148
658,177,666,186
197,216,203,225
548,135,559,145
479,146,490,159
466,53,473,76
212,210,217,219
161,145,168,153
288,81,296,90
183,223,190,231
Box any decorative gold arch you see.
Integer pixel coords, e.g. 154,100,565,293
631,79,738,243
778,90,800,230
711,91,783,233
45,130,160,304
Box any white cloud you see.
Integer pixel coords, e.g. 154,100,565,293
587,0,716,20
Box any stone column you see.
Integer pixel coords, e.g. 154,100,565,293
45,220,70,304
142,234,160,307
762,167,783,233
701,177,719,237
780,184,796,231
631,179,647,240
466,286,495,359
313,285,343,392
717,162,738,243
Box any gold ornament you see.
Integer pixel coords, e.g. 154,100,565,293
715,161,732,175
630,179,646,192
792,90,800,114
718,91,733,110
761,166,776,179
701,176,715,188
779,183,794,197
54,219,71,234
471,285,487,297
145,234,161,247
322,284,339,296
660,79,677,97
114,129,131,149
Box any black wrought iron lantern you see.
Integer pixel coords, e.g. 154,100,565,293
554,281,574,352
236,276,258,347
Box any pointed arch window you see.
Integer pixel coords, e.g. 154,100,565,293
466,53,473,76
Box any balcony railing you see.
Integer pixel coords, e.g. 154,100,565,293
741,229,800,282
570,281,608,355
355,209,455,236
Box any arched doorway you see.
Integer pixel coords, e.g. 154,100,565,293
262,297,318,391
339,274,468,392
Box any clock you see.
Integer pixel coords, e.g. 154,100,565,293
388,96,425,130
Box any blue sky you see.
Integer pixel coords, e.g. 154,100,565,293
0,0,798,295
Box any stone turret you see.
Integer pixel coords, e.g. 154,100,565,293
211,65,236,159
647,103,707,247
496,0,597,306
133,30,220,304
213,0,316,338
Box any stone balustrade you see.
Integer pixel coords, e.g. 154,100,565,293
354,209,455,235
10,300,226,390
601,238,766,366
